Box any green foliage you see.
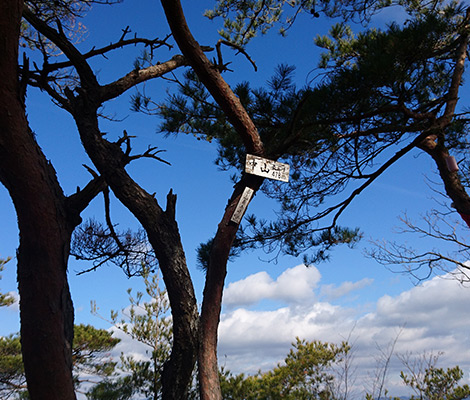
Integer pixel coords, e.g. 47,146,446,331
90,267,172,399
220,338,350,400
0,257,14,308
400,365,470,400
159,61,366,261
0,325,120,399
204,0,289,45
157,69,236,145
0,335,26,399
196,236,243,271
5,264,171,400
204,0,454,45
159,1,470,264
71,219,158,277
73,324,121,380
86,376,135,400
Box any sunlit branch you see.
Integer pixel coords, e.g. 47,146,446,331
99,55,187,102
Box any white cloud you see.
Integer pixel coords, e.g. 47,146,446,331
223,264,321,307
108,326,151,362
80,264,470,398
320,278,374,300
217,266,470,397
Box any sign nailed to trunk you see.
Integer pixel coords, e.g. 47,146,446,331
245,154,290,182
231,187,254,224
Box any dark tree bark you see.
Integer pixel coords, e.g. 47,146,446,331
417,15,470,217
23,2,263,396
0,1,102,399
159,2,266,399
22,8,199,398
75,108,200,400
69,94,199,400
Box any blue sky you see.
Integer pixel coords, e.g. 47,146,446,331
1,0,470,397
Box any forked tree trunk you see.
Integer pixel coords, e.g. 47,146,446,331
159,2,265,398
0,2,76,398
70,98,200,400
20,7,200,396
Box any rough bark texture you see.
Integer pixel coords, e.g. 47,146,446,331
24,2,267,398
68,95,199,400
419,136,470,215
0,1,77,398
418,15,470,217
159,2,266,399
198,175,263,400
160,0,264,157
23,7,199,397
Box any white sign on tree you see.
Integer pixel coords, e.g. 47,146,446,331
230,155,291,225
231,187,255,224
245,154,290,182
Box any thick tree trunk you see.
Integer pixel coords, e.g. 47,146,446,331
198,176,262,400
0,1,77,399
159,2,266,399
418,14,470,217
69,99,199,400
419,136,470,216
21,9,200,396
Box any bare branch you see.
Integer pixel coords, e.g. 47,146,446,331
215,39,258,72
99,55,187,102
40,32,174,74
367,205,470,283
23,6,99,92
65,173,105,226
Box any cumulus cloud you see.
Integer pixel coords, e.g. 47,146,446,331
223,264,321,307
81,264,470,398
217,266,470,397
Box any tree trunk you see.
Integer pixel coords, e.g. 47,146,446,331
20,9,200,396
159,2,266,398
69,97,199,400
0,1,77,399
197,174,262,400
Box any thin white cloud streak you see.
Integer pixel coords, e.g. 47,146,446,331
320,278,374,300
217,265,470,397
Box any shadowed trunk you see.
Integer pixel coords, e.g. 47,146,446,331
159,2,266,398
68,93,199,400
198,174,263,400
20,8,199,397
0,1,76,398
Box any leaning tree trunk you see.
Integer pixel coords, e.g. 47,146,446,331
19,7,200,397
198,174,263,400
418,20,470,219
0,1,77,399
69,96,200,400
159,1,265,399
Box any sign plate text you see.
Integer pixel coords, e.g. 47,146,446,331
245,154,290,182
231,187,254,224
